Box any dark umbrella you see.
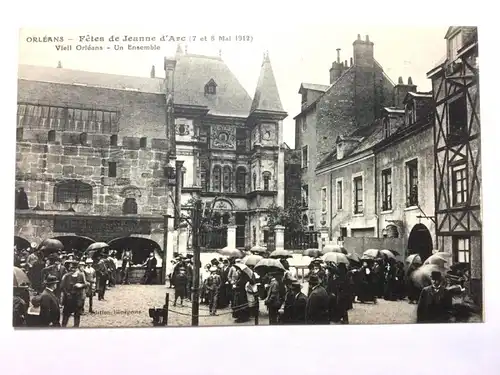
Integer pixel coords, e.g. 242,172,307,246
322,244,348,255
346,253,361,264
269,249,292,259
254,258,286,275
14,266,30,287
38,238,64,254
52,235,95,253
86,242,110,252
243,254,263,267
303,248,322,258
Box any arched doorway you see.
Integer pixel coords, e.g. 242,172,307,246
14,236,31,250
52,235,96,254
407,224,433,261
108,236,162,266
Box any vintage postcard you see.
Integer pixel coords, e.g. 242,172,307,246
13,26,482,329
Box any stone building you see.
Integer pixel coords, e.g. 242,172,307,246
170,49,288,250
295,34,395,229
15,63,172,268
314,75,435,259
427,26,481,304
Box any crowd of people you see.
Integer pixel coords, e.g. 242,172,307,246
13,243,158,328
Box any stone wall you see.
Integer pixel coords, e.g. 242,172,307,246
16,139,170,217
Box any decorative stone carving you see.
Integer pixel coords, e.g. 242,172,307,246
261,123,276,143
176,123,191,136
251,127,260,146
215,199,232,210
211,125,236,149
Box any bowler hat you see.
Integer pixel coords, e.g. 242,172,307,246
431,271,442,281
45,275,59,285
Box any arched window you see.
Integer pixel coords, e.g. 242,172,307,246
122,198,138,214
222,166,232,192
302,214,308,227
54,180,93,204
262,171,271,191
253,173,257,191
200,162,209,192
212,165,221,192
235,167,246,194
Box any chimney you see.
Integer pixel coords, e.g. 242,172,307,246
345,60,348,67
394,76,417,109
150,65,155,78
350,57,353,66
329,61,343,84
353,33,374,68
57,61,62,68
336,48,341,63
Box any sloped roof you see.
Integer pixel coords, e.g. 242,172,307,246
250,53,285,113
299,83,330,93
174,54,253,117
18,64,165,94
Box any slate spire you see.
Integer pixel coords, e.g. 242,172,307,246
250,51,285,113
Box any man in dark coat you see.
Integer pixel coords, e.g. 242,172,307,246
34,275,61,327
142,252,158,285
265,272,282,325
15,187,30,209
173,267,188,307
290,281,307,324
95,255,109,301
306,274,330,325
41,253,68,302
121,250,132,284
281,278,296,324
417,271,453,324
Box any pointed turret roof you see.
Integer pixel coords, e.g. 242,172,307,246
250,51,285,114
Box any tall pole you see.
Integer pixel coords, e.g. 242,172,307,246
191,199,202,326
162,57,177,285
174,160,184,229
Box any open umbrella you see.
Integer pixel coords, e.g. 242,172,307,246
362,249,381,259
234,263,254,279
254,258,285,274
14,266,30,287
218,247,244,258
380,249,396,260
346,253,361,264
244,254,263,267
269,249,292,259
249,245,267,254
322,252,349,265
322,244,348,255
38,238,64,254
86,242,110,252
424,253,451,268
381,249,400,256
405,254,422,266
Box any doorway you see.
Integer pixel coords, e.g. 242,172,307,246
407,223,433,261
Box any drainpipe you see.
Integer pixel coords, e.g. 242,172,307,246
374,155,379,237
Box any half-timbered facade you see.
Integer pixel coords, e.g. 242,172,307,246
427,26,481,304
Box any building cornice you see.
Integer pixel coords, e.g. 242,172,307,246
316,150,374,175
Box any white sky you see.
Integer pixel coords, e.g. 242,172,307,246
19,26,448,147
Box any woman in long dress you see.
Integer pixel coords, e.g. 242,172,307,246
232,272,250,323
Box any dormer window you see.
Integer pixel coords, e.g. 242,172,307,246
205,79,217,95
448,30,463,62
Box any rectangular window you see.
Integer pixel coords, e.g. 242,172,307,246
382,169,392,211
453,236,471,265
452,163,468,205
302,185,308,207
301,117,307,132
353,176,363,214
108,162,117,177
336,180,343,210
301,146,308,168
321,187,327,213
449,95,468,140
383,118,390,138
16,127,23,141
406,159,418,207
